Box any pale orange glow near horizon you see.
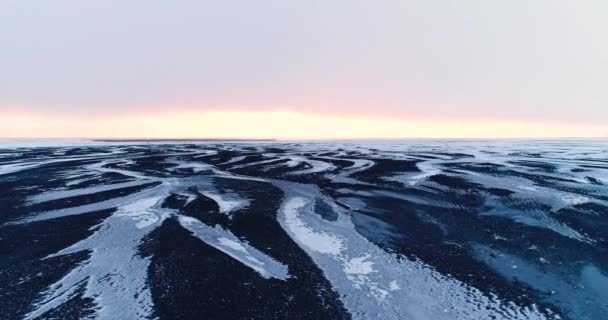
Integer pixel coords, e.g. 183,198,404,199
3,1,608,136
1,111,606,139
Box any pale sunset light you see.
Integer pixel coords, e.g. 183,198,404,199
0,110,606,139
1,1,607,138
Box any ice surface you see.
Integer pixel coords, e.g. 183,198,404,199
273,180,549,320
27,180,150,204
5,140,607,320
282,197,344,255
199,191,249,215
179,216,290,280
24,192,169,320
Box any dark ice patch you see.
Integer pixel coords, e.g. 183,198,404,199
313,199,338,221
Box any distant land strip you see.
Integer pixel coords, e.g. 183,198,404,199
93,138,276,142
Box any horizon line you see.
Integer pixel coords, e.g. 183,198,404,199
2,137,607,141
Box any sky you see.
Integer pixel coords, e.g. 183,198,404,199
1,0,607,138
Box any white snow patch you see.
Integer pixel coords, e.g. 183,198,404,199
559,193,589,207
282,197,344,255
274,181,549,319
344,255,376,275
388,280,400,291
517,185,539,191
200,191,249,215
115,196,164,229
218,237,248,253
289,157,336,175
24,192,168,320
27,180,149,204
217,155,246,165
179,216,289,280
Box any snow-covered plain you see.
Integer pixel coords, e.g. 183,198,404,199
1,140,607,320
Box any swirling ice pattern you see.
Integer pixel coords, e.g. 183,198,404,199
1,140,607,320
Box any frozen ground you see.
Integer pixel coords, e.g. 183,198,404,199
0,140,607,320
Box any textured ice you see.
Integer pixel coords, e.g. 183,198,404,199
217,155,246,165
282,197,344,256
24,192,168,320
0,156,96,176
200,191,249,215
4,140,607,320
179,216,290,280
287,156,336,175
344,255,376,275
27,180,149,204
474,245,608,319
273,180,548,319
8,154,287,318
480,197,593,243
9,184,163,225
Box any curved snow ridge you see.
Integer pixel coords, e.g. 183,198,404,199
378,158,448,187
178,216,290,280
228,154,338,176
168,160,215,173
464,171,600,213
8,183,164,225
287,157,337,175
199,191,250,216
322,157,375,185
216,155,246,166
480,196,595,244
0,156,105,177
343,158,375,174
276,190,550,320
86,160,151,180
26,180,151,205
229,157,282,170
282,197,344,255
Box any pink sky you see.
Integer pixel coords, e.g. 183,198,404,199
1,1,607,138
